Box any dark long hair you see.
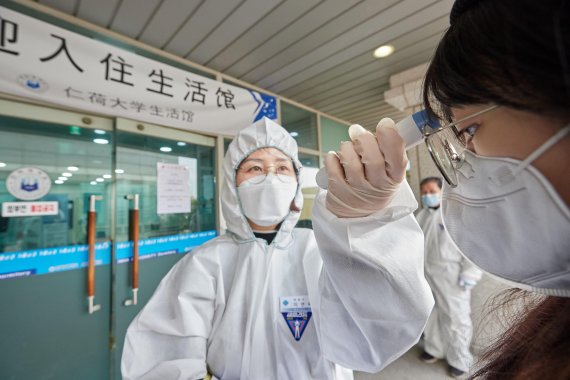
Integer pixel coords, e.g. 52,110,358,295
472,290,570,380
423,0,570,122
422,1,570,378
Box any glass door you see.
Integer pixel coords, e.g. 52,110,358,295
0,101,219,379
0,100,114,380
112,118,217,378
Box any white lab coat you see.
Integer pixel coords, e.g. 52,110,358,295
416,207,482,372
122,117,434,380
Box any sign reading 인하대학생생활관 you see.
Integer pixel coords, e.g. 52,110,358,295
6,167,52,200
0,6,277,136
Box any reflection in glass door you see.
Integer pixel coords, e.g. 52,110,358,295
0,105,114,380
112,119,217,378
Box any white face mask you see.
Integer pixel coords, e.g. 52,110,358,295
421,193,441,208
441,125,570,297
238,174,298,227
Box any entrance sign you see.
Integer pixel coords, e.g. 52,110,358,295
0,6,277,136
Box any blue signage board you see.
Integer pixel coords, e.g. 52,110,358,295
0,230,217,280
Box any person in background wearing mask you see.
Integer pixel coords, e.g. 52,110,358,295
121,117,434,380
416,177,482,378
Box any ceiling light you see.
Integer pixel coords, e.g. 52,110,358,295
177,141,187,146
373,45,395,58
0,162,6,168
160,146,172,152
96,178,104,182
67,166,79,171
55,180,64,184
102,174,112,179
94,129,106,135
290,132,299,137
90,181,97,185
115,169,125,174
93,138,109,145
62,172,72,177
58,176,68,181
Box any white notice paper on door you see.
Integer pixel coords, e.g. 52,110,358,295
157,162,191,214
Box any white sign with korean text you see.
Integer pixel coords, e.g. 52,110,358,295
156,162,191,215
2,201,59,217
0,6,277,136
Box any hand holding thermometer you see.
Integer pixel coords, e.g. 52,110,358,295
316,110,440,189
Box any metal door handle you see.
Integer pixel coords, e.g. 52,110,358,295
87,195,102,314
124,194,140,306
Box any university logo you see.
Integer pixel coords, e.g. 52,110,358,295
6,167,51,201
20,178,39,192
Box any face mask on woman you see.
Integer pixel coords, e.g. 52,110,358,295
441,125,570,297
238,174,298,227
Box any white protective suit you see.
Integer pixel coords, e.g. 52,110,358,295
416,207,482,372
122,117,434,380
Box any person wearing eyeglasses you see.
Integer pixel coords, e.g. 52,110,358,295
324,0,569,378
416,177,482,378
122,117,434,380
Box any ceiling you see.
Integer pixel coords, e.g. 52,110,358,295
27,0,453,129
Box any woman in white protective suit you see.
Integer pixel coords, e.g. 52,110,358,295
121,117,434,380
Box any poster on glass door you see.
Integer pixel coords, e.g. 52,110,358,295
0,6,277,136
156,162,191,214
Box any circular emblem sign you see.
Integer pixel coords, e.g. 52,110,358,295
6,167,52,201
17,74,49,93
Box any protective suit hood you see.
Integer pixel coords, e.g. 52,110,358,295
222,117,303,247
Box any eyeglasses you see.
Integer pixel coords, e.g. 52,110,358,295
423,105,498,187
236,160,297,184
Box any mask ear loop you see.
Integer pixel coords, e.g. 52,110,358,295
511,124,570,177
